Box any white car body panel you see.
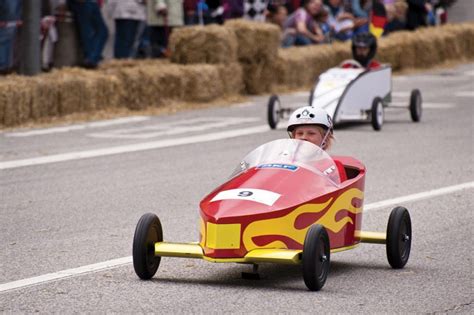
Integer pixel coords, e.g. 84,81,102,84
310,66,392,124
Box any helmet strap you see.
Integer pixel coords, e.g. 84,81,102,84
320,129,331,149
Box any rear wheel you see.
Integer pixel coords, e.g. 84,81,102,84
386,207,412,269
133,213,163,279
371,97,384,131
409,89,422,122
267,95,281,129
302,224,330,291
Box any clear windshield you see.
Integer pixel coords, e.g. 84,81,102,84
232,139,341,185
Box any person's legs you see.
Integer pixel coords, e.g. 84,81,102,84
150,26,167,58
281,33,296,47
294,34,313,46
88,1,108,64
0,27,16,73
114,19,138,58
68,0,94,64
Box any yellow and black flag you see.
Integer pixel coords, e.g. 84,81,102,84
370,0,387,38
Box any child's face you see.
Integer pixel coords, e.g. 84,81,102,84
292,125,324,147
275,6,288,26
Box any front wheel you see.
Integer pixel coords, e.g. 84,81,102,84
302,224,330,291
371,97,384,131
133,213,163,279
409,89,422,122
386,207,412,269
267,95,281,129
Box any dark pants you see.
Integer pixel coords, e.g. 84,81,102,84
67,0,108,65
149,26,169,58
282,33,313,47
114,19,141,59
0,26,16,71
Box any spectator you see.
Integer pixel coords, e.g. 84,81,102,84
315,5,331,42
405,0,431,30
267,2,288,28
325,0,356,41
223,0,244,20
347,0,370,34
67,0,109,69
384,0,407,34
184,0,199,25
0,0,22,74
40,0,58,70
51,0,83,68
146,0,184,58
108,0,146,59
282,0,325,47
285,0,302,14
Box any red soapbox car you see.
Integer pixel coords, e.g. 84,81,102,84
132,139,412,291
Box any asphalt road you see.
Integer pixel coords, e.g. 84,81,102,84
0,63,473,313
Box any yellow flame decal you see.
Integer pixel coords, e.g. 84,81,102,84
242,188,364,251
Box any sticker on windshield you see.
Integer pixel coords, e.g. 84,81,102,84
211,188,281,206
257,163,298,171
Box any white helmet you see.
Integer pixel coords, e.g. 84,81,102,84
287,106,333,133
287,106,333,148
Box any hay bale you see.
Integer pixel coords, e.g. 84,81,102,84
216,63,244,95
275,44,348,89
0,76,33,126
377,38,403,70
29,74,60,119
107,67,158,110
224,19,281,62
179,65,223,102
169,25,238,64
99,58,170,70
108,63,188,109
241,60,277,94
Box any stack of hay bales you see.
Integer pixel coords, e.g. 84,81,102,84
0,68,122,126
275,42,351,89
168,24,244,96
224,19,281,94
377,23,474,71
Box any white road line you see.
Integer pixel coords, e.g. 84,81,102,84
232,102,254,108
464,70,474,76
390,102,455,109
364,181,474,212
391,91,410,98
0,125,270,170
0,257,132,293
454,91,474,97
290,91,310,97
4,116,150,137
88,117,260,139
0,181,472,294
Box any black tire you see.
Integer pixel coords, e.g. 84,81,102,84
409,89,422,122
267,95,281,129
386,207,412,269
302,224,330,291
133,213,163,279
371,97,384,131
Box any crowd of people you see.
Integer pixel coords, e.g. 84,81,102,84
0,0,456,74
